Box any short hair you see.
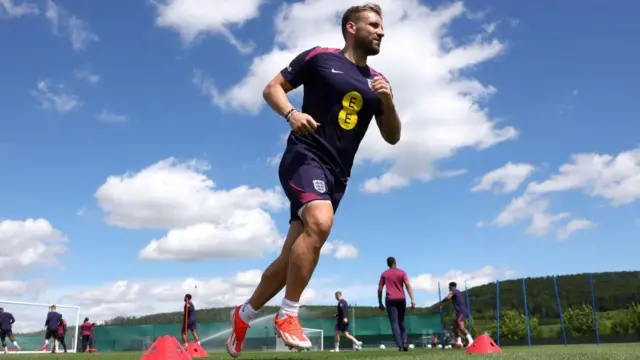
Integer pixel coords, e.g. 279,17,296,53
449,282,457,288
84,317,89,322
185,294,192,301
335,290,342,296
386,256,396,267
341,3,383,39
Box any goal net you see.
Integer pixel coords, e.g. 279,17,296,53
0,300,81,354
275,328,324,352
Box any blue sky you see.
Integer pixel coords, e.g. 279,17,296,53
1,0,639,327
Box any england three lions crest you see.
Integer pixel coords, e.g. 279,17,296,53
367,78,373,89
312,180,326,193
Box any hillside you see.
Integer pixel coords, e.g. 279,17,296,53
104,271,640,326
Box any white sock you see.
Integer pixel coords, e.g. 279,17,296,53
13,341,18,347
239,301,259,323
456,337,462,344
278,298,300,318
467,334,474,342
44,339,49,346
335,342,339,350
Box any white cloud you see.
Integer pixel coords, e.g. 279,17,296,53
153,0,265,53
74,66,100,84
0,218,67,277
490,148,640,238
411,265,514,295
0,0,39,18
31,80,80,113
471,161,535,194
557,218,596,240
95,158,287,260
138,210,282,261
197,0,517,194
44,0,98,51
98,110,128,123
321,241,359,259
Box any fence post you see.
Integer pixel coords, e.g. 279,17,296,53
496,280,500,346
437,282,445,350
522,278,532,346
552,275,567,345
465,280,472,335
588,274,600,345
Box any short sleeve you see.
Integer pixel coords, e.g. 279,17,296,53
372,71,390,117
402,271,408,281
378,274,385,286
280,47,318,89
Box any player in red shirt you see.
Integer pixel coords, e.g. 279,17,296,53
378,257,415,351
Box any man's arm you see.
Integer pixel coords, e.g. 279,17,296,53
9,315,14,324
403,275,416,306
439,293,453,306
263,47,315,119
375,98,402,145
377,275,385,307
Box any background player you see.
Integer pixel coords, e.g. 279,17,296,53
57,317,68,353
333,291,362,352
182,294,200,346
0,308,20,353
439,281,474,348
80,317,92,352
378,257,415,351
226,3,401,357
42,304,62,353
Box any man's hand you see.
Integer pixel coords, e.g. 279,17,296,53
411,300,416,309
343,318,348,324
371,76,393,103
378,303,385,312
288,111,319,134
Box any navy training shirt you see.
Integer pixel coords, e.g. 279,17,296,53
0,312,15,331
184,302,196,322
336,299,349,322
450,289,466,315
45,311,62,331
280,46,386,180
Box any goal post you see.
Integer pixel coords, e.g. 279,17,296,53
0,300,81,353
275,328,324,352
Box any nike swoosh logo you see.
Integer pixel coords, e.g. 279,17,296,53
331,69,343,73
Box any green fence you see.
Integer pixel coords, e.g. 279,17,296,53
94,314,442,352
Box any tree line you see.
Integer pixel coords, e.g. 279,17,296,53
104,271,640,330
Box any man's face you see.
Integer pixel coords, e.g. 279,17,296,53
335,293,340,301
353,11,384,56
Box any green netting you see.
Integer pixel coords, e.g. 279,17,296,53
94,314,441,352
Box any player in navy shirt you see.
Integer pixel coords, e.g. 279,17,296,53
0,308,20,353
227,4,401,357
439,282,474,348
42,305,62,353
332,291,362,352
181,294,200,346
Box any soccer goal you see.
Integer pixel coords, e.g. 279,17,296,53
0,300,81,354
275,328,324,352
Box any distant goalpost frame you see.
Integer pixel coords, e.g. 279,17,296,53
0,300,81,354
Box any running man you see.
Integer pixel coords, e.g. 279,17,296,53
182,294,200,346
226,3,401,357
439,281,474,348
378,257,415,351
42,305,62,353
0,308,20,353
333,291,362,351
57,318,68,353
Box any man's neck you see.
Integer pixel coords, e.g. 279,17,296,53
342,46,367,66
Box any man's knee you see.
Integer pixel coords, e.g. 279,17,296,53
301,201,334,243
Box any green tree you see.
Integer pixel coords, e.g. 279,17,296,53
487,310,540,340
563,305,595,337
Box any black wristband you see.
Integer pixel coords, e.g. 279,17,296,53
284,108,297,122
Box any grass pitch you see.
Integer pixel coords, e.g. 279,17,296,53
3,344,639,359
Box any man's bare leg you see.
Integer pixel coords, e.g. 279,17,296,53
191,329,200,343
334,331,340,351
273,201,333,349
282,201,334,303
458,322,473,345
237,221,304,322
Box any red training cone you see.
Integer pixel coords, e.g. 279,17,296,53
185,342,208,358
140,335,191,360
465,335,502,354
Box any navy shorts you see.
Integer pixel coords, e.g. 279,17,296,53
335,322,349,333
182,322,197,332
279,148,346,222
0,330,12,341
45,329,57,340
454,313,467,324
